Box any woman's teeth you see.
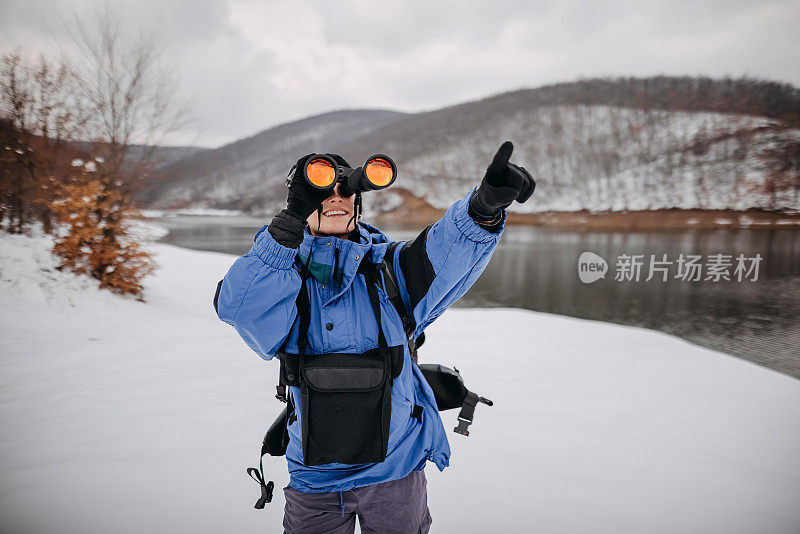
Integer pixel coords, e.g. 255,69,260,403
323,210,348,216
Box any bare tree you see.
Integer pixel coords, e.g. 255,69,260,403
34,3,191,299
0,4,191,297
65,3,191,193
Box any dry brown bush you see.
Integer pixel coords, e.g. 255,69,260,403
50,168,154,298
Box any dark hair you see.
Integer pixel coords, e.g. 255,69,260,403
324,153,351,168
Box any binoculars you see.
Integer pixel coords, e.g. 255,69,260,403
292,154,398,196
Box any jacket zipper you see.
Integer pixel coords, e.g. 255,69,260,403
333,247,340,289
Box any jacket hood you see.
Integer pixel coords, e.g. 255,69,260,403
297,220,390,290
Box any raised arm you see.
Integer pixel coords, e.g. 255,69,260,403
390,141,536,338
214,225,303,360
213,153,333,360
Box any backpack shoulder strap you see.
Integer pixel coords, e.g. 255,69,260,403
381,242,408,315
379,241,422,359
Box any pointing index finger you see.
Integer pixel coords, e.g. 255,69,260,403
489,141,514,173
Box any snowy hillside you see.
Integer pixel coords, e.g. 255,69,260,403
389,106,798,213
141,77,800,215
141,109,408,211
1,230,799,533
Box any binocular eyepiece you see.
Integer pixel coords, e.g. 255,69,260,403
290,154,398,196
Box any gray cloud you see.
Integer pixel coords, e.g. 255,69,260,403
1,0,798,147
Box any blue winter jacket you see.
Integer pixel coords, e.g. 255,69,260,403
215,188,505,493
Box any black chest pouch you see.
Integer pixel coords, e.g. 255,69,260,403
281,349,395,465
279,251,401,466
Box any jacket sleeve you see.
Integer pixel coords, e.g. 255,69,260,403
390,187,505,339
214,224,301,361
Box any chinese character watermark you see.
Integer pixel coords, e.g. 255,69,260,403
578,252,762,284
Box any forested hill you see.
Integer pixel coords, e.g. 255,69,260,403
140,76,800,214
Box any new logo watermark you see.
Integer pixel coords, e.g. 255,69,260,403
578,252,608,283
578,252,762,283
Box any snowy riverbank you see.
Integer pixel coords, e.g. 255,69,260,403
1,230,799,533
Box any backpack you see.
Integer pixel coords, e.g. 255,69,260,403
244,242,492,508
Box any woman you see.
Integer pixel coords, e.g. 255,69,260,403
215,142,534,533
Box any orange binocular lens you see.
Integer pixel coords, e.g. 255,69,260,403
305,157,337,189
364,157,394,188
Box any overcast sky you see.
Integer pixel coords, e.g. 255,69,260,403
2,0,799,148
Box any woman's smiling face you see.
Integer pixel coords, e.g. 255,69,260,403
306,183,357,238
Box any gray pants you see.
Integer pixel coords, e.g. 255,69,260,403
282,469,432,533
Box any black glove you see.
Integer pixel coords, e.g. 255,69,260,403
469,141,535,220
268,209,307,248
268,153,333,249
286,153,334,220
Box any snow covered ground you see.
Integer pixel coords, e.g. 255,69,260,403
1,229,799,534
140,207,243,218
